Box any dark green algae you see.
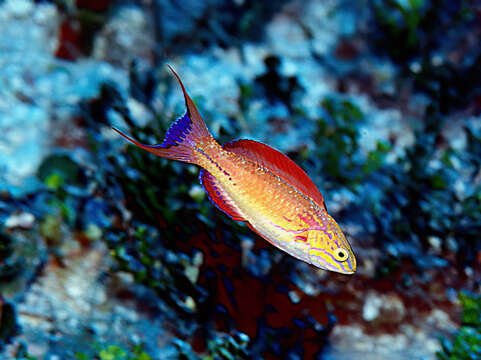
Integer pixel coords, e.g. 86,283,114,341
437,292,481,360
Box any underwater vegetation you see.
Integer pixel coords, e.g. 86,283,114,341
371,0,481,114
312,97,391,187
370,0,474,63
437,292,481,360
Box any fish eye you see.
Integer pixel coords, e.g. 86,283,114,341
333,248,348,262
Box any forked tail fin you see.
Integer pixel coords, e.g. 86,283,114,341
112,65,214,164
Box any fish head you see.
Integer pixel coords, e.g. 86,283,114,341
306,217,356,274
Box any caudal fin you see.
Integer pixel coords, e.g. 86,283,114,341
112,65,214,164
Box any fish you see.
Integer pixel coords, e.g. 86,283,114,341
112,66,356,274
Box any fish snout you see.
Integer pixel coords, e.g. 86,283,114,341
344,251,357,274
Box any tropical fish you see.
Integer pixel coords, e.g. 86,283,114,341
113,66,356,274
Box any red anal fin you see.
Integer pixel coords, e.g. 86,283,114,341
223,139,326,210
199,169,246,221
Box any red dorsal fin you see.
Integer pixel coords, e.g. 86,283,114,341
223,139,326,209
199,169,246,221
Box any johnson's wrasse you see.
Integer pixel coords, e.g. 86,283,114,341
113,66,356,275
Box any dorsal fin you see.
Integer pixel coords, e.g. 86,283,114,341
223,139,326,209
167,65,212,142
199,169,246,221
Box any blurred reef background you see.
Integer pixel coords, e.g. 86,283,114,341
0,0,480,359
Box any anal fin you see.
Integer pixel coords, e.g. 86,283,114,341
199,170,245,222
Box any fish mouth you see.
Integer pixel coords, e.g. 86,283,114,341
319,261,356,275
331,265,356,275
320,266,356,275
344,255,357,274
336,255,357,275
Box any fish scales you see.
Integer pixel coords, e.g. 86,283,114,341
196,145,317,247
